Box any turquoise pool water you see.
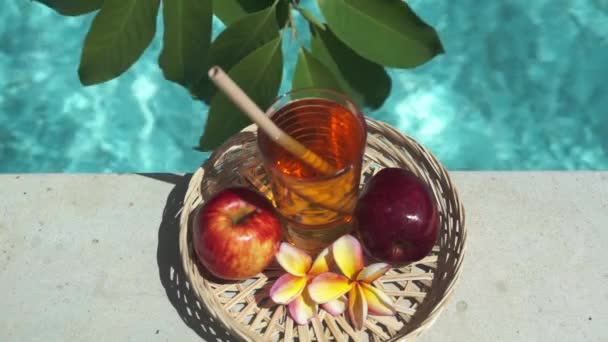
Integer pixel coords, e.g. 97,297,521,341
1,1,607,172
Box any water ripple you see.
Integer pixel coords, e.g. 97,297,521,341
0,0,606,172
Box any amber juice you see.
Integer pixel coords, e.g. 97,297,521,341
258,91,367,253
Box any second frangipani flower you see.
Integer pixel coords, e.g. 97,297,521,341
308,235,396,330
269,243,346,325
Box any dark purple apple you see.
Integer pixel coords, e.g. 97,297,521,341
355,168,438,265
193,187,282,280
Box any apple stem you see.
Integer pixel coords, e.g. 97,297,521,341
233,209,260,226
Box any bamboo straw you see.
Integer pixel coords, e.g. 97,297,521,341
207,66,334,175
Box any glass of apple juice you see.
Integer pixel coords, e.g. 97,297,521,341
257,89,367,254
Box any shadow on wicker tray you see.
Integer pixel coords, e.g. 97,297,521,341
154,173,236,341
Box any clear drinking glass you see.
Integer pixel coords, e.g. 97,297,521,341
258,89,367,253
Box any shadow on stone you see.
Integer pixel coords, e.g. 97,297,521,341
155,173,235,341
137,173,185,185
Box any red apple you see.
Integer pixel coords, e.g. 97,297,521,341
193,187,282,280
355,168,438,265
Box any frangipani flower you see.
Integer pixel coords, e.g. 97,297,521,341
308,235,395,330
269,243,346,325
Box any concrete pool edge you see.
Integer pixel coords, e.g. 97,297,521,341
1,172,607,341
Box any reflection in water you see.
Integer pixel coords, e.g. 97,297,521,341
1,0,607,171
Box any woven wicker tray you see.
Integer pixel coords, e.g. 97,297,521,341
179,118,466,341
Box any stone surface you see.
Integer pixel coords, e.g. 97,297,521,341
0,172,607,341
419,172,608,342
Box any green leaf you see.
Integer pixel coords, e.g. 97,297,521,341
190,3,280,102
295,7,325,31
35,0,104,16
213,0,272,25
317,0,444,68
78,0,160,85
293,48,343,91
159,0,212,87
213,0,289,27
198,37,283,151
311,25,391,109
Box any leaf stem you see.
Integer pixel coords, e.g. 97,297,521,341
287,3,301,46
